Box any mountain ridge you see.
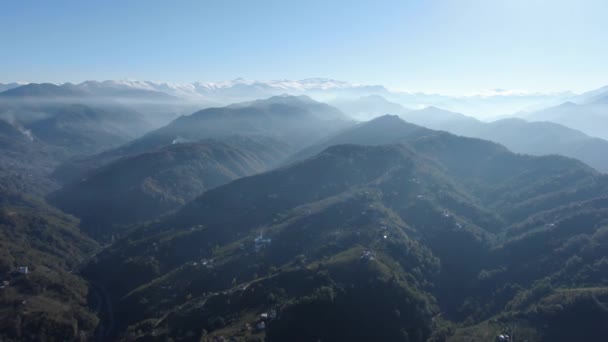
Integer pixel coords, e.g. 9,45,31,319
399,107,608,172
49,136,292,238
82,121,608,340
52,95,354,186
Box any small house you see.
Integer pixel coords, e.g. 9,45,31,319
495,335,510,342
18,266,28,274
360,250,376,261
254,232,272,252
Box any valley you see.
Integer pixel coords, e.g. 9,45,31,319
4,3,608,340
0,82,606,342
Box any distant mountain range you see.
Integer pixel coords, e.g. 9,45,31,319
525,101,608,140
1,79,585,118
0,82,174,101
290,99,608,173
383,105,608,173
330,94,411,120
404,106,608,172
0,82,28,93
2,79,607,138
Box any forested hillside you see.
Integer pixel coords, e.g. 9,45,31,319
83,122,608,341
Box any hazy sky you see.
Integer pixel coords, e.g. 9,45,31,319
1,0,607,95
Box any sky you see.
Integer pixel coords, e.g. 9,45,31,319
1,0,607,95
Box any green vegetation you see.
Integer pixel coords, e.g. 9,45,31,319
0,186,99,341
2,99,607,341
83,120,608,341
49,136,292,239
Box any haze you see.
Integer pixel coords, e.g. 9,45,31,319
1,1,608,342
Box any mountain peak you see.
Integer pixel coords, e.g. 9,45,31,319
558,101,578,108
420,105,453,113
0,83,86,97
369,113,402,122
406,106,478,124
226,94,323,110
267,94,315,103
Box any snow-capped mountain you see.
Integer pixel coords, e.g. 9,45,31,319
71,78,387,100
1,78,599,119
72,79,579,118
